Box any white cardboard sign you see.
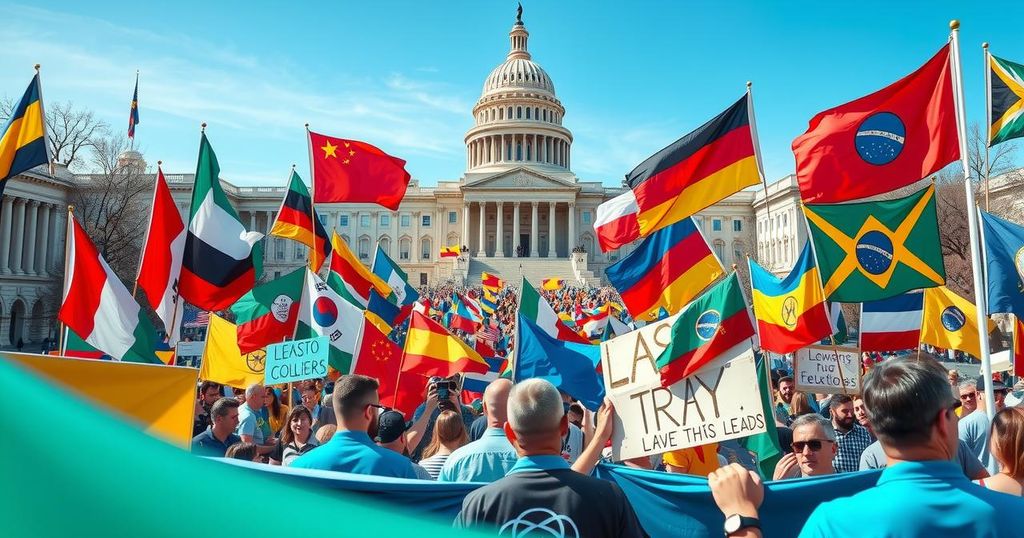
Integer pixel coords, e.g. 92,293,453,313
794,345,861,394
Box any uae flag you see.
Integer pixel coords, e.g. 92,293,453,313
179,133,263,311
270,170,330,271
59,215,161,364
136,167,185,345
229,267,305,354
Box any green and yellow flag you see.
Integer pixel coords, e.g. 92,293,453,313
0,72,49,195
803,184,945,303
989,53,1024,147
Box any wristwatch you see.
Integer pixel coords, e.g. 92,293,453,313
723,514,760,536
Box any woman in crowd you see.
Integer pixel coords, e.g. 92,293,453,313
786,392,813,426
418,410,469,479
980,407,1024,496
225,442,260,462
270,406,319,466
265,386,290,437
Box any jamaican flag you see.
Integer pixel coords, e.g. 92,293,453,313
989,53,1024,147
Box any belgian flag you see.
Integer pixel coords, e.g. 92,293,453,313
0,72,49,196
270,170,330,271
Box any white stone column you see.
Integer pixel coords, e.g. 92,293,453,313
35,203,51,276
462,203,470,253
477,202,487,257
513,202,521,257
498,136,505,163
10,198,26,274
0,196,14,274
547,201,557,258
265,210,274,261
249,211,256,231
495,202,505,257
568,202,576,252
24,201,39,274
530,202,539,257
48,206,59,271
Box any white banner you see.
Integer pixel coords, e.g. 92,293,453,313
601,314,767,461
794,345,861,394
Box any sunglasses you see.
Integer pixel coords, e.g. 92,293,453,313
959,392,977,400
792,439,832,452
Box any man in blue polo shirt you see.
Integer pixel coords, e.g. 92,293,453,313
291,374,417,479
439,379,517,482
706,355,1024,538
191,397,241,458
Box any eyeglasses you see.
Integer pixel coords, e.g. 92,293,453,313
366,403,388,412
959,392,977,400
792,439,833,452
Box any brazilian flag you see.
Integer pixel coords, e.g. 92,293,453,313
803,184,944,303
989,53,1024,147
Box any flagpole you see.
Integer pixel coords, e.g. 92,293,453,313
34,64,55,177
950,20,996,421
746,81,773,257
982,43,992,211
57,204,74,355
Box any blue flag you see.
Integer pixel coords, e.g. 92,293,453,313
980,210,1024,318
514,313,604,410
371,246,419,306
367,289,401,327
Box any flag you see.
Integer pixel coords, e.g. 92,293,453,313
0,72,49,196
823,303,849,345
62,327,108,360
803,184,944,302
179,133,263,311
296,268,364,374
402,311,489,377
481,271,503,316
308,130,410,209
988,53,1024,146
737,357,783,479
626,94,760,237
920,286,995,358
606,217,724,322
199,314,266,388
1014,317,1024,377
440,245,461,258
980,210,1024,318
481,288,499,316
594,190,641,252
514,313,604,411
352,316,419,414
608,316,632,339
519,278,590,344
127,73,140,140
482,272,504,290
793,45,958,203
578,304,611,339
749,243,832,354
541,278,563,291
270,170,330,271
447,293,482,333
366,289,401,334
656,273,755,387
328,232,392,307
59,215,160,364
136,166,186,345
229,267,305,354
463,355,507,395
372,245,419,305
860,290,923,352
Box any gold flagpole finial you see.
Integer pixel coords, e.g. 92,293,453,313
949,19,960,30
983,42,989,50
746,81,752,89
200,122,207,133
34,64,40,72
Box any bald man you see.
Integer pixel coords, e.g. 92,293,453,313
439,379,517,482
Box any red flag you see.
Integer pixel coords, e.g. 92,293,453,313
1014,318,1024,378
308,130,410,209
792,44,959,203
354,318,423,417
136,167,186,345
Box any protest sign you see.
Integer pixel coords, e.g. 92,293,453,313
794,345,861,394
601,314,766,461
265,336,329,385
175,341,205,368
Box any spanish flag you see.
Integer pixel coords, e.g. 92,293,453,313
270,170,330,271
440,245,461,258
0,72,49,195
541,278,563,291
749,243,833,354
402,311,489,376
920,286,995,358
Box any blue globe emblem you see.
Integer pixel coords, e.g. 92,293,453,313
1014,246,1024,283
695,310,721,341
855,230,894,275
941,306,966,332
856,112,905,165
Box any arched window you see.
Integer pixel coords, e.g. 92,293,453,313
499,108,504,120
399,237,412,260
543,109,548,121
508,106,512,118
517,107,522,119
534,107,539,119
713,240,725,262
526,108,531,119
421,238,432,260
358,237,370,260
516,143,522,161
379,236,391,257
526,145,531,161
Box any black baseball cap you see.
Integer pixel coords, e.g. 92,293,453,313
375,410,408,444
976,376,1007,392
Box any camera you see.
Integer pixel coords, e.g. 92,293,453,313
430,375,462,413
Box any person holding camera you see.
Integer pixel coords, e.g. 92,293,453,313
409,376,475,462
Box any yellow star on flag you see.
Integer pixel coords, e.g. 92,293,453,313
321,141,338,158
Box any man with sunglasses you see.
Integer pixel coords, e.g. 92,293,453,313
957,380,979,417
291,374,418,478
958,376,1009,476
772,414,837,480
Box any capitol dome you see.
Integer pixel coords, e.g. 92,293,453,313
482,53,555,97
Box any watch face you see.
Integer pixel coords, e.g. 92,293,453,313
724,515,741,533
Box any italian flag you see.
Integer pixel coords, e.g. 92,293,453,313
519,277,590,344
59,215,161,364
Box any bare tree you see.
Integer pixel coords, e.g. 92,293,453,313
0,98,109,170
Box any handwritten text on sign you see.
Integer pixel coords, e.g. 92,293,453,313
265,336,329,385
601,315,766,461
794,345,861,394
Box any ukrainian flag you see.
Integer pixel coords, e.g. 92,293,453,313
749,243,833,354
0,73,49,192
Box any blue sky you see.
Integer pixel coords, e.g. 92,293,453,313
1,1,1021,187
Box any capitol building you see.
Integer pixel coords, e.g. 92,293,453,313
0,12,812,347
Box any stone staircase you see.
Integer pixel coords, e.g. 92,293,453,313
466,257,601,287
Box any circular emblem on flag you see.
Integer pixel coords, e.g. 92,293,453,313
941,306,966,332
245,350,266,373
1015,246,1024,284
270,295,293,323
695,310,722,341
855,112,906,165
856,230,894,275
312,296,338,327
781,296,799,329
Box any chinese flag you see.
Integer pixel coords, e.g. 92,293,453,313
792,44,960,203
353,317,424,417
308,130,410,209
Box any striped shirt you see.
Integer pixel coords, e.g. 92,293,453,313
833,423,874,473
418,454,450,479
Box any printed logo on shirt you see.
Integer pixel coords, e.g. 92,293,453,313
499,508,579,538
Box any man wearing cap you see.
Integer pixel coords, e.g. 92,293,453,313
958,376,1008,475
291,375,417,479
439,379,517,483
376,410,433,480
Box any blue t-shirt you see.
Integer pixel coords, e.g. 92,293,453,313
438,427,518,483
290,430,418,479
957,411,995,475
800,460,1024,537
191,427,241,458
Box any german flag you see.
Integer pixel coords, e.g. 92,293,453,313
270,170,330,271
402,311,489,377
627,94,760,237
749,243,833,354
0,72,49,196
440,245,461,258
